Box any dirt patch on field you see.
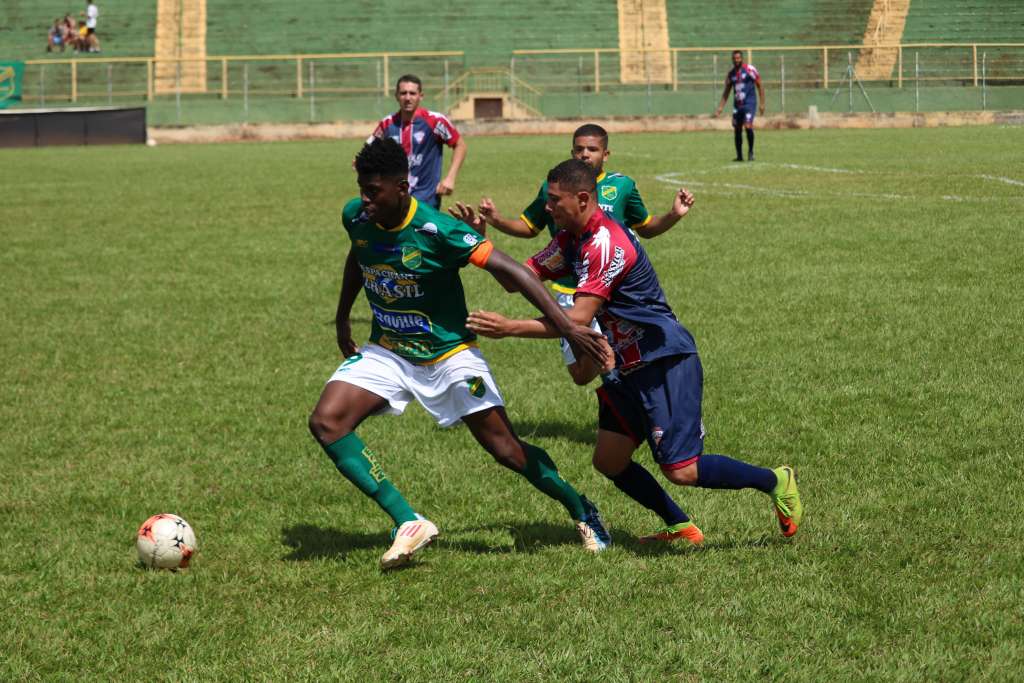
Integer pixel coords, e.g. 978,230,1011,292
149,110,1024,144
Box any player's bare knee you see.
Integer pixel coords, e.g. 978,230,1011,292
663,462,699,486
487,438,526,470
308,408,350,445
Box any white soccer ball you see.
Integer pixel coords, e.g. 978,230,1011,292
136,513,198,570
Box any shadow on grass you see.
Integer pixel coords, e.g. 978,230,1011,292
281,521,583,561
282,522,782,561
513,419,597,446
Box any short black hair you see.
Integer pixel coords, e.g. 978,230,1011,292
547,158,597,194
732,49,743,57
355,137,409,179
572,123,609,148
395,74,422,93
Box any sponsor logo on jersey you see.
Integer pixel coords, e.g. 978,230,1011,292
360,264,424,303
600,185,618,201
401,246,423,269
414,130,426,144
575,253,590,287
601,246,626,288
598,202,614,213
651,426,664,446
466,376,486,398
378,334,433,360
369,303,432,335
416,222,439,236
535,241,566,276
462,233,479,247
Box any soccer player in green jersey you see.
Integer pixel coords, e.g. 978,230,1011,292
473,124,692,385
308,137,613,570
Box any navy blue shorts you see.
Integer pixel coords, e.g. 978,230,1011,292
733,106,756,127
596,353,706,473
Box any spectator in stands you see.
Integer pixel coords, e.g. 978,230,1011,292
81,1,101,53
366,74,467,209
47,19,65,52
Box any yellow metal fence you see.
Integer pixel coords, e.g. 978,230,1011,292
17,43,1024,112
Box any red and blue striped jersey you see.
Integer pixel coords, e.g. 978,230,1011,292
369,108,461,206
726,63,760,108
526,209,697,369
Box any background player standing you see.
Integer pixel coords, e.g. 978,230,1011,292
469,124,692,385
309,138,611,570
467,160,803,543
714,50,764,161
367,74,467,208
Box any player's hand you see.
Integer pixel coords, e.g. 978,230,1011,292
673,188,695,217
448,201,487,234
336,319,358,357
759,104,765,116
564,324,611,367
436,178,456,196
478,197,501,225
466,310,513,338
713,105,722,117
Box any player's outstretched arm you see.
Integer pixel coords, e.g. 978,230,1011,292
756,77,766,115
478,197,536,238
635,188,696,238
334,249,363,357
477,250,608,364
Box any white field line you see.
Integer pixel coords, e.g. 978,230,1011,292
977,174,1024,188
655,165,1024,203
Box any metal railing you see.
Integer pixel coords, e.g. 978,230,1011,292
15,42,1024,122
23,50,465,104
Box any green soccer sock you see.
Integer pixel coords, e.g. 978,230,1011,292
323,433,418,526
520,443,587,521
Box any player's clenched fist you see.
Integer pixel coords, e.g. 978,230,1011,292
673,188,695,217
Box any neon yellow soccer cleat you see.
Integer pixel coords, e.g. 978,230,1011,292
771,466,803,537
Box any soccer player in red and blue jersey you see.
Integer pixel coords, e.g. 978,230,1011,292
467,160,803,543
368,74,467,209
715,50,765,162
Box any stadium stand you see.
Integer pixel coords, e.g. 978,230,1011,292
0,0,155,57
903,1,1024,43
204,0,620,64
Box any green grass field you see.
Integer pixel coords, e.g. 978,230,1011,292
3,127,1023,681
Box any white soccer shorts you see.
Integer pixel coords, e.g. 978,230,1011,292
327,343,504,427
556,291,603,366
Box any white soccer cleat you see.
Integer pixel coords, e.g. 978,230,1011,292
380,518,439,570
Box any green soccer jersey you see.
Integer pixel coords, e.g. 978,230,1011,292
520,171,652,290
342,197,491,364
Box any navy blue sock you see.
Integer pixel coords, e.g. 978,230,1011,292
610,461,689,525
746,128,755,155
696,454,777,493
734,129,743,158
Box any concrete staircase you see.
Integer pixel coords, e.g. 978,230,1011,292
154,0,207,94
618,0,672,85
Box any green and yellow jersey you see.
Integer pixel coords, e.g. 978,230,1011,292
520,171,652,292
342,197,494,364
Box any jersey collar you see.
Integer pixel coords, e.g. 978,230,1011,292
377,197,418,232
579,206,607,240
596,171,607,183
